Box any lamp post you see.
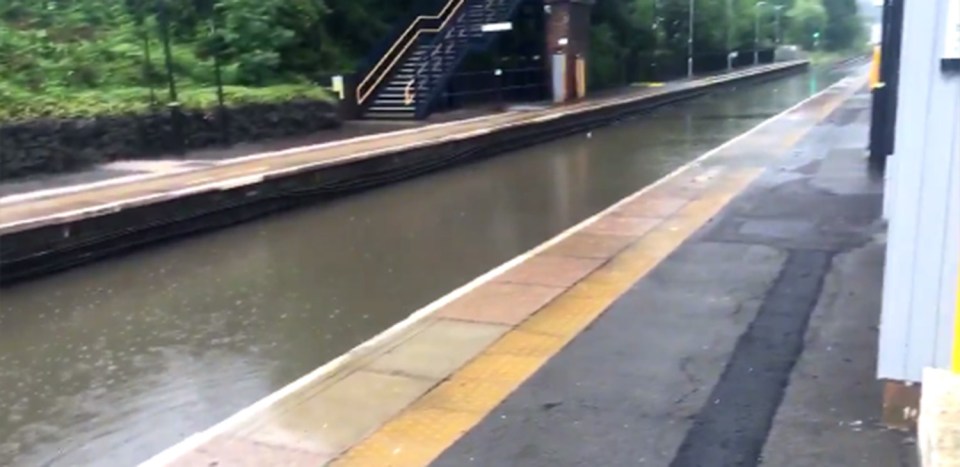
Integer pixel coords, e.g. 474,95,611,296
688,0,695,78
157,0,184,154
726,0,733,70
754,1,767,66
652,0,662,80
773,5,785,44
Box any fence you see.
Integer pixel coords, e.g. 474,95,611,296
591,48,778,91
425,46,778,114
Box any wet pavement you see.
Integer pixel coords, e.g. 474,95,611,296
0,66,846,466
431,84,914,467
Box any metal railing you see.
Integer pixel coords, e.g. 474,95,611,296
407,0,524,118
355,0,466,105
438,67,545,108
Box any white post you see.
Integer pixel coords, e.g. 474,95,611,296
755,1,766,65
775,6,784,44
688,0,695,77
726,0,733,70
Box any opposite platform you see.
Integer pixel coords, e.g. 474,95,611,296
0,62,808,284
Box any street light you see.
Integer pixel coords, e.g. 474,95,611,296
652,0,663,79
688,0,695,78
773,5,785,44
754,1,766,66
726,0,733,70
755,2,784,65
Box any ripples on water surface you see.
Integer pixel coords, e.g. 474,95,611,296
0,67,849,466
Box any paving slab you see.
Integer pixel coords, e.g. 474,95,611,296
493,255,605,288
541,232,636,260
234,370,435,455
367,320,510,380
613,195,690,218
583,215,662,237
436,282,565,326
167,435,333,467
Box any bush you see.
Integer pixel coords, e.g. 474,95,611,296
0,83,331,121
0,0,342,122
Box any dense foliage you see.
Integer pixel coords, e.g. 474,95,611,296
0,0,420,120
0,0,865,120
587,0,865,88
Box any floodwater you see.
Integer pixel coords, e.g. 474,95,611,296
0,66,849,466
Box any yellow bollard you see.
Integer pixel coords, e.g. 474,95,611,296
869,45,883,89
952,262,960,373
576,56,587,99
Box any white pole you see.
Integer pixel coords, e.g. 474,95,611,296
726,0,733,70
688,0,695,78
775,6,784,44
755,1,766,66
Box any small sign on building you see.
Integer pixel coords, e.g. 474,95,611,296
331,75,345,100
481,22,513,33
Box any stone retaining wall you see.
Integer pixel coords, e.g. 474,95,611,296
0,100,340,180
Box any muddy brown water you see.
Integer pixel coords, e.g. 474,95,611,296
0,67,849,466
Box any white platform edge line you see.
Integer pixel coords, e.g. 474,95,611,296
0,114,506,206
139,67,847,467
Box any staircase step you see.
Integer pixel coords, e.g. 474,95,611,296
373,97,414,105
366,107,416,115
365,114,417,121
379,90,415,97
385,84,416,91
368,105,416,112
362,0,520,121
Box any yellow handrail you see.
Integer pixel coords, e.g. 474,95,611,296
357,0,464,104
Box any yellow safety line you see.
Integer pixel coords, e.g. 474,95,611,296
331,82,855,466
357,0,464,104
330,173,760,467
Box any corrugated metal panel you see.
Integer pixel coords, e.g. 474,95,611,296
878,0,960,383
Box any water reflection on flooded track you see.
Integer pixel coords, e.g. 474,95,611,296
0,66,848,466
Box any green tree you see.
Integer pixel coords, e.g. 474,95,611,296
786,0,827,49
821,0,862,50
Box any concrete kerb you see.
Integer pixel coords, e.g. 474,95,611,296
139,67,857,467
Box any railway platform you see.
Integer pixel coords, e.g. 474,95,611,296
140,66,920,466
0,62,807,285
